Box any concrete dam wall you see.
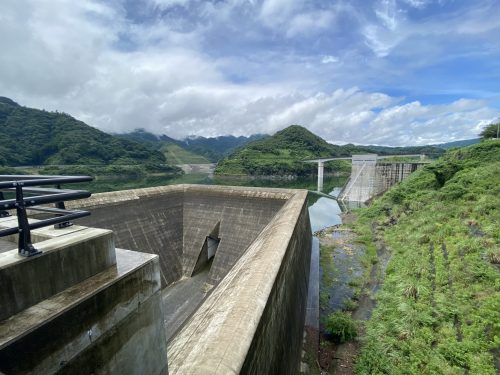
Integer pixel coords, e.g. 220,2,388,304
68,184,312,374
339,155,423,202
72,185,288,287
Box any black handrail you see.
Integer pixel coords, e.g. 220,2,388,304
0,175,93,257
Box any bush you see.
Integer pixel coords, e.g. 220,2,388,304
325,312,358,343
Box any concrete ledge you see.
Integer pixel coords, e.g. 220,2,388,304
69,184,295,210
0,216,90,245
0,249,167,375
0,227,116,321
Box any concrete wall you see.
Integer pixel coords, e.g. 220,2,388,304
72,185,287,287
66,184,312,374
374,162,420,195
168,190,311,374
0,227,167,375
70,186,184,286
339,159,422,202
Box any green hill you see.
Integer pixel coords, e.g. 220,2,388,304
352,140,500,373
433,138,480,149
178,134,268,162
0,97,166,166
214,125,444,176
215,125,348,176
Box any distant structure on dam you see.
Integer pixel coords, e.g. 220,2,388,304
306,153,427,201
1,182,311,374
338,154,426,202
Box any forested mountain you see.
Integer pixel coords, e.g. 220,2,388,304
118,129,267,163
178,134,268,162
0,97,166,166
432,138,480,149
215,125,444,176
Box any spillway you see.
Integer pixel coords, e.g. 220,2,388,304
68,184,312,374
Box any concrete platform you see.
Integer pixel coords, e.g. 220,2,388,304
0,248,167,374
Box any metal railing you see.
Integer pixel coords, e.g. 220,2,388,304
0,175,93,257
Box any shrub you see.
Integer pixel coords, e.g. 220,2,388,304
325,312,358,343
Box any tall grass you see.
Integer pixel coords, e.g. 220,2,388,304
355,140,500,374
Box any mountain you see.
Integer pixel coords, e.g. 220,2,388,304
0,97,167,166
117,129,267,163
432,138,480,149
215,125,349,176
215,125,445,176
178,134,268,162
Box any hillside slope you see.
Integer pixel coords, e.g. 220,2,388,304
0,97,166,166
354,140,500,373
215,125,349,176
215,125,444,176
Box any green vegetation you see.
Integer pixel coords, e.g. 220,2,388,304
0,97,166,166
160,143,209,164
354,140,500,374
433,138,480,149
325,311,359,343
117,128,266,163
480,122,500,140
215,125,444,177
215,125,354,176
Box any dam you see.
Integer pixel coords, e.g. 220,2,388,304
306,154,427,201
0,180,312,374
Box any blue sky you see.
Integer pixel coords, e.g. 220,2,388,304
1,0,499,145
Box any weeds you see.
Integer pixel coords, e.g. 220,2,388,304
355,140,500,374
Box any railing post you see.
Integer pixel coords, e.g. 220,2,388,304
54,184,72,229
0,192,11,218
14,183,41,257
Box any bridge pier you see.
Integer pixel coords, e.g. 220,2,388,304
317,161,324,192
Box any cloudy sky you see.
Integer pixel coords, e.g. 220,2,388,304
1,0,499,145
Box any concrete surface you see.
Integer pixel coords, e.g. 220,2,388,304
339,155,423,202
0,225,115,322
305,236,319,329
168,189,311,374
70,185,289,287
0,248,167,375
64,184,312,374
162,266,211,341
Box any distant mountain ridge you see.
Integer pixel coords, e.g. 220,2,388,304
117,129,267,163
0,97,167,166
432,138,480,149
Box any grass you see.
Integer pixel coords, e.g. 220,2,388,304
325,311,359,343
354,140,500,374
161,143,210,164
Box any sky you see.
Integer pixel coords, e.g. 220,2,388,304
1,0,499,146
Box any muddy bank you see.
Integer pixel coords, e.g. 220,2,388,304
305,221,390,374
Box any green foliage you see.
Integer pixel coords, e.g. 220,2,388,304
325,312,358,343
117,128,266,163
0,98,166,166
480,123,500,139
160,143,210,164
215,125,444,177
355,140,500,374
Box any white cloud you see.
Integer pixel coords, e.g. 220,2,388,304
286,10,336,37
321,55,339,64
0,0,498,147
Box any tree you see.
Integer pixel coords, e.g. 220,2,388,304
480,123,500,139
